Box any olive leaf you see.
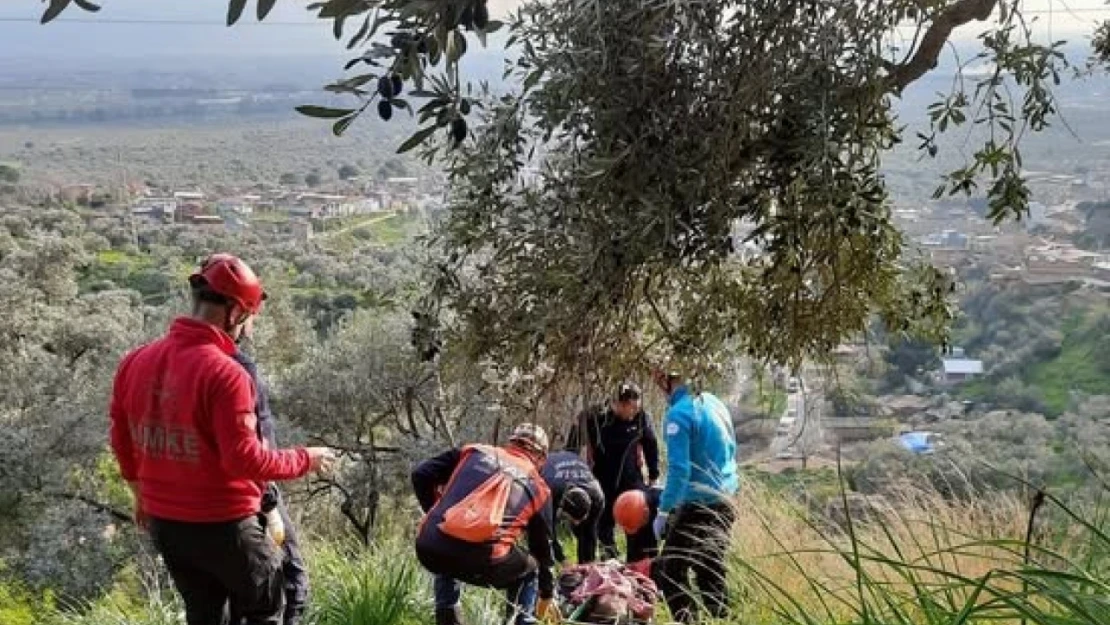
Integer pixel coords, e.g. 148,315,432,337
226,0,248,26
257,0,278,21
296,105,358,119
40,0,73,24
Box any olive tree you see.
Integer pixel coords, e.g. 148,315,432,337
274,309,495,543
0,216,146,599
417,0,1066,400
42,0,1076,399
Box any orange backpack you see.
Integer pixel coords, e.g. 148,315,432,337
438,445,538,545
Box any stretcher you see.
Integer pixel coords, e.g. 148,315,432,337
555,560,657,625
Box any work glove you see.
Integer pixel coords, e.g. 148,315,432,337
536,598,561,624
265,509,286,547
652,512,669,541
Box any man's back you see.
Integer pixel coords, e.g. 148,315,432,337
110,318,308,523
542,451,603,507
661,389,738,510
232,350,276,446
422,445,550,552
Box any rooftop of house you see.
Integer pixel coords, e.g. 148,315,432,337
942,358,984,375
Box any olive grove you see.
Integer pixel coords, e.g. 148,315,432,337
41,0,1090,404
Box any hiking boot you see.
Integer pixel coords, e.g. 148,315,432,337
435,606,464,625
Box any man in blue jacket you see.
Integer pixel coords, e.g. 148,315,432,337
651,369,738,624
233,347,309,625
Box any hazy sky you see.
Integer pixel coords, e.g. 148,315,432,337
0,0,1105,61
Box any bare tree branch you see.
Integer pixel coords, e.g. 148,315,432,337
44,491,132,525
886,0,999,93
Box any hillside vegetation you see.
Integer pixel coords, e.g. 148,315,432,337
955,284,1110,416
3,482,1106,625
0,201,1106,625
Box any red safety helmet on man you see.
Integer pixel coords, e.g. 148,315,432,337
188,253,267,315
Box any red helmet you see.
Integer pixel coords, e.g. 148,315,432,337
189,253,267,314
614,489,650,534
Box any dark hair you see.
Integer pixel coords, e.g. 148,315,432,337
616,381,641,402
561,487,592,523
189,276,231,307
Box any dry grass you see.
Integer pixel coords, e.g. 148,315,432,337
36,480,1108,625
725,482,1103,625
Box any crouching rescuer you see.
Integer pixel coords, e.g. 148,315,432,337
412,424,561,625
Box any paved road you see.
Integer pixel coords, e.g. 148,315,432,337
316,211,399,239
767,366,825,462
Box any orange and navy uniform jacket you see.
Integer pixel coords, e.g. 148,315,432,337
109,317,311,523
412,444,557,598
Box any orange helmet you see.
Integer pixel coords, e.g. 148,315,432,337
614,489,650,534
189,253,267,315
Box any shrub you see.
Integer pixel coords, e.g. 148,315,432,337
307,539,428,625
0,578,52,625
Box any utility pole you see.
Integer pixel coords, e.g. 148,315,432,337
118,148,138,250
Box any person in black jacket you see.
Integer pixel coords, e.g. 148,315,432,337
565,382,660,559
412,424,559,625
232,349,309,625
541,450,605,565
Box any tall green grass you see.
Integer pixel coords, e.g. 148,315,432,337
46,587,181,625
31,479,1108,625
306,540,427,625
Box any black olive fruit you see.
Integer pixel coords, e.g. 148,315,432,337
459,5,474,29
459,99,471,115
391,74,403,97
377,76,393,99
473,3,489,29
378,100,393,121
416,36,429,54
450,118,467,145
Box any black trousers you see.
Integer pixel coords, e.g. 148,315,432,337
229,499,307,625
417,537,540,625
653,502,735,624
626,521,658,563
149,515,285,625
274,491,308,625
572,504,601,564
598,481,644,558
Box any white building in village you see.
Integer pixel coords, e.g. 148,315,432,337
940,358,983,385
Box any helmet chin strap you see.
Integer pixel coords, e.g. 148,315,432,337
223,304,250,340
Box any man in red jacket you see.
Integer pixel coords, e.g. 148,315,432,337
109,253,336,625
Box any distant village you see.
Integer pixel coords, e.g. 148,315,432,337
51,175,446,242
904,202,1110,290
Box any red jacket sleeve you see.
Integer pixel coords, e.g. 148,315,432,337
210,363,311,481
108,352,139,482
